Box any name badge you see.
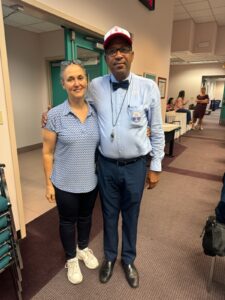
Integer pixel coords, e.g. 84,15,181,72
131,111,141,123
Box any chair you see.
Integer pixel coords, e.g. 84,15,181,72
0,164,23,300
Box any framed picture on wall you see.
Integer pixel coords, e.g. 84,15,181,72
158,77,167,99
143,72,156,81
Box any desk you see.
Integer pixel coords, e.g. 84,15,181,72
165,111,187,137
162,123,180,157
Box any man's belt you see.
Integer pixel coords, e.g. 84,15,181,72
100,153,146,166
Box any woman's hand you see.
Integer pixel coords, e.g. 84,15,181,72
46,183,56,203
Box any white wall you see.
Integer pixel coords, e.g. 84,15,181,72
5,26,45,148
40,29,64,58
5,26,64,148
0,57,20,230
168,63,225,104
215,81,225,100
39,29,64,110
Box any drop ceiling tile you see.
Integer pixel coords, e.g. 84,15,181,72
19,25,43,33
28,21,61,32
174,5,186,14
209,0,225,8
184,1,210,12
6,12,42,26
181,0,204,3
216,20,225,26
193,15,215,23
214,13,225,21
213,7,225,14
2,0,16,5
189,9,213,17
2,6,13,15
4,18,21,27
174,12,190,20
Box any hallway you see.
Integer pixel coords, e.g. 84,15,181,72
1,109,225,299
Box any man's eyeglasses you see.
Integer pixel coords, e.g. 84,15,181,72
105,47,132,57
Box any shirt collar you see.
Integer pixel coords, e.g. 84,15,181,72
62,99,95,117
110,73,132,83
62,100,71,116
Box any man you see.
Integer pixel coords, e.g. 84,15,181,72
215,173,225,223
89,26,165,288
43,25,165,288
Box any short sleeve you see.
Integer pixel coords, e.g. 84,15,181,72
44,109,56,133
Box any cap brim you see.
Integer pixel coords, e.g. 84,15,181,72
104,33,132,49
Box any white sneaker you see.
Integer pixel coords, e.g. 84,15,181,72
65,257,83,284
77,247,99,269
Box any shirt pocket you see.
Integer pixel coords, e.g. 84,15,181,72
127,105,147,128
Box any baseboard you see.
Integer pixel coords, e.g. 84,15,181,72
17,143,42,153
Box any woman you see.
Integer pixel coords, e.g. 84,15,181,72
192,87,209,130
166,97,174,111
173,90,191,125
42,60,100,284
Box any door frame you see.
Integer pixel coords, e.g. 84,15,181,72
64,28,108,75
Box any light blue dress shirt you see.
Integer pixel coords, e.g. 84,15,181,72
45,100,100,193
88,72,165,172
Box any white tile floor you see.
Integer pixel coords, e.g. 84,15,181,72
18,148,56,224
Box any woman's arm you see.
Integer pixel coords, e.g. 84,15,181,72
42,129,57,202
201,96,209,104
196,98,209,104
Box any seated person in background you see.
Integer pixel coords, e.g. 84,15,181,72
173,90,191,125
215,173,225,224
166,97,174,111
191,87,209,130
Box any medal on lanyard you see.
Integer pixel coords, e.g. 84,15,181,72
111,129,115,140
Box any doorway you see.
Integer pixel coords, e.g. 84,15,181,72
50,31,106,107
202,75,225,124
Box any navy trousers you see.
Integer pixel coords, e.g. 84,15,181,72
97,155,147,264
215,173,225,223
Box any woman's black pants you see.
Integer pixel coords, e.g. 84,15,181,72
54,185,98,260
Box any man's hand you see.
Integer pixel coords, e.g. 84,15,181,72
147,127,151,137
146,170,161,189
41,105,51,128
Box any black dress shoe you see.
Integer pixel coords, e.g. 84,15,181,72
121,261,139,288
99,259,116,283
